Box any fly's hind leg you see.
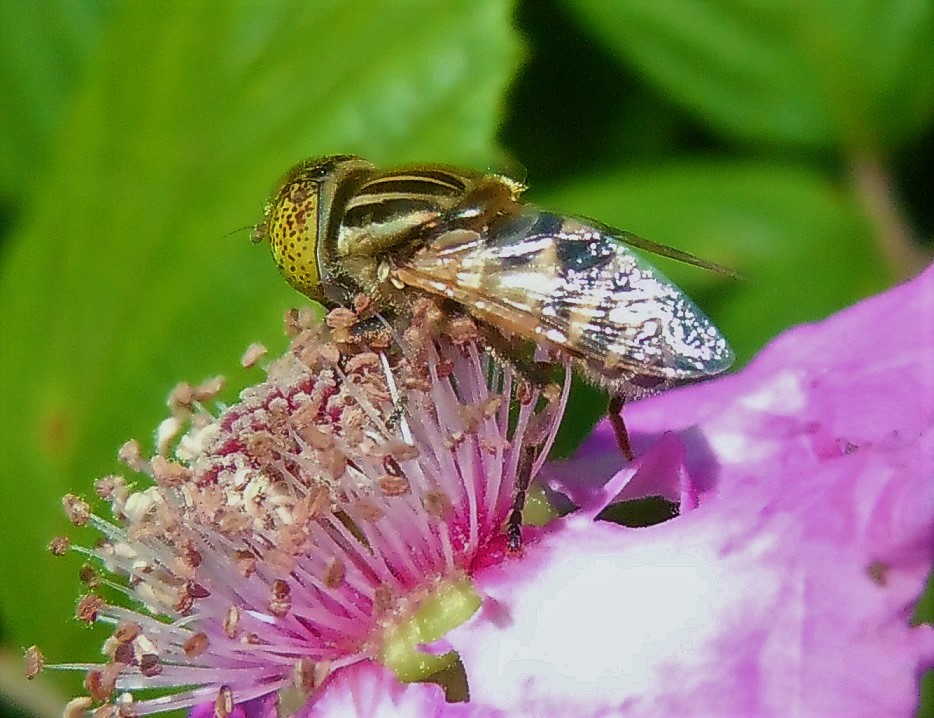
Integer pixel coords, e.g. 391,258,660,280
506,445,536,553
608,395,635,462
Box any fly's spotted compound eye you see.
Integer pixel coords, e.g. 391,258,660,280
263,167,322,298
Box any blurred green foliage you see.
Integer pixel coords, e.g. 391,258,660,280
0,1,930,715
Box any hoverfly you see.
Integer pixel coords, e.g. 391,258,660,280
253,155,733,548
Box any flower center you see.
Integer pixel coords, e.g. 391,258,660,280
380,576,481,682
40,302,570,715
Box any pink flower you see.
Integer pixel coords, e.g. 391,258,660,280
449,264,933,716
35,267,933,718
38,302,568,718
287,265,933,716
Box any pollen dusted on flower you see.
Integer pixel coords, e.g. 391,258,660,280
33,298,568,716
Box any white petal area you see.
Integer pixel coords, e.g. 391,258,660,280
302,661,447,718
299,661,507,718
447,517,752,715
448,432,934,717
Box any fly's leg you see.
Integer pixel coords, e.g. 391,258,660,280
476,324,554,551
346,314,392,339
608,395,635,461
335,298,396,353
385,399,408,430
506,445,537,553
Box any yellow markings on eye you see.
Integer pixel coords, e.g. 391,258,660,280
265,175,321,298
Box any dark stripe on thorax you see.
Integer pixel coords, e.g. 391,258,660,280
357,169,469,197
323,166,377,265
355,179,460,199
342,194,451,228
340,169,472,229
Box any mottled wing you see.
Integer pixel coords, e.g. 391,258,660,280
393,210,733,396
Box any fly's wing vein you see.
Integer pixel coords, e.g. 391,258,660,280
396,210,733,381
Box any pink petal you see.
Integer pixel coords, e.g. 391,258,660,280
451,268,934,716
452,437,932,715
546,429,697,511
550,265,934,516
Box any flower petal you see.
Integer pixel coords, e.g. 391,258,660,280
451,268,934,716
454,436,932,715
545,429,695,514
299,661,448,718
294,660,512,717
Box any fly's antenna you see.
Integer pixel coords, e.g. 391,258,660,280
218,225,255,242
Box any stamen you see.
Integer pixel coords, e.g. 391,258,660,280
45,302,570,715
23,646,43,680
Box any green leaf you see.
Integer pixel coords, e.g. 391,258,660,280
0,0,115,200
535,161,894,367
562,0,934,149
0,0,519,667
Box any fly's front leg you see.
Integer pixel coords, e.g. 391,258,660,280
608,395,635,462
